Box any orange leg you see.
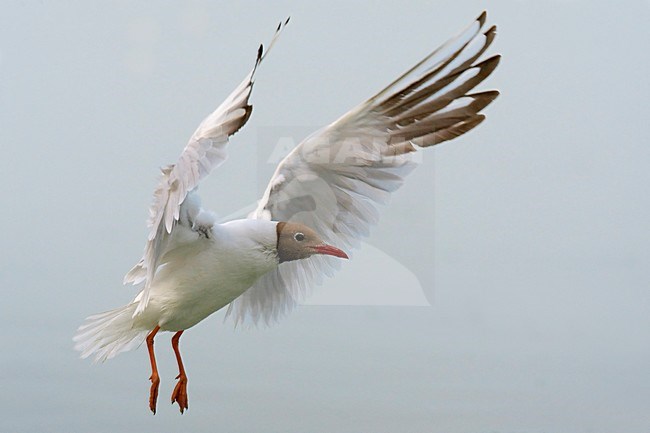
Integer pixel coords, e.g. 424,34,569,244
170,330,189,413
146,326,161,414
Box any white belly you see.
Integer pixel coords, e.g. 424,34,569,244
133,237,278,331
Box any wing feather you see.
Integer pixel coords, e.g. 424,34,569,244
227,12,499,326
125,20,289,317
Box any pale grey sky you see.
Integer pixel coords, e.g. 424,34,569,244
1,1,649,432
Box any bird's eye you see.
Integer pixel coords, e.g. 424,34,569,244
294,232,305,242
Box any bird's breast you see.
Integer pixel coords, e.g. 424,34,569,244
143,241,279,331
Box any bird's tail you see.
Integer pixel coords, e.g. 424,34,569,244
73,303,147,363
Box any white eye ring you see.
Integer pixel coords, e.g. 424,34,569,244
294,232,305,241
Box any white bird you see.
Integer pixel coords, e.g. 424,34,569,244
74,12,500,414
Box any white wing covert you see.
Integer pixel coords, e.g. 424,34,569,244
226,12,500,326
125,19,290,317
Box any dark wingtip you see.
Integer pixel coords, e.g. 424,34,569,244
475,54,501,72
465,90,500,113
477,10,487,26
278,16,291,31
257,44,263,61
469,89,500,100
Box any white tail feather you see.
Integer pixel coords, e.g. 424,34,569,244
73,303,147,363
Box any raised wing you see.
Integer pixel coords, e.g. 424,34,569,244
226,12,499,326
126,19,290,317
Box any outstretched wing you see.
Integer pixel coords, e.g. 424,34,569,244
126,19,290,317
226,12,499,326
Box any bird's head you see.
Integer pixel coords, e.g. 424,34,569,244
276,222,349,263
